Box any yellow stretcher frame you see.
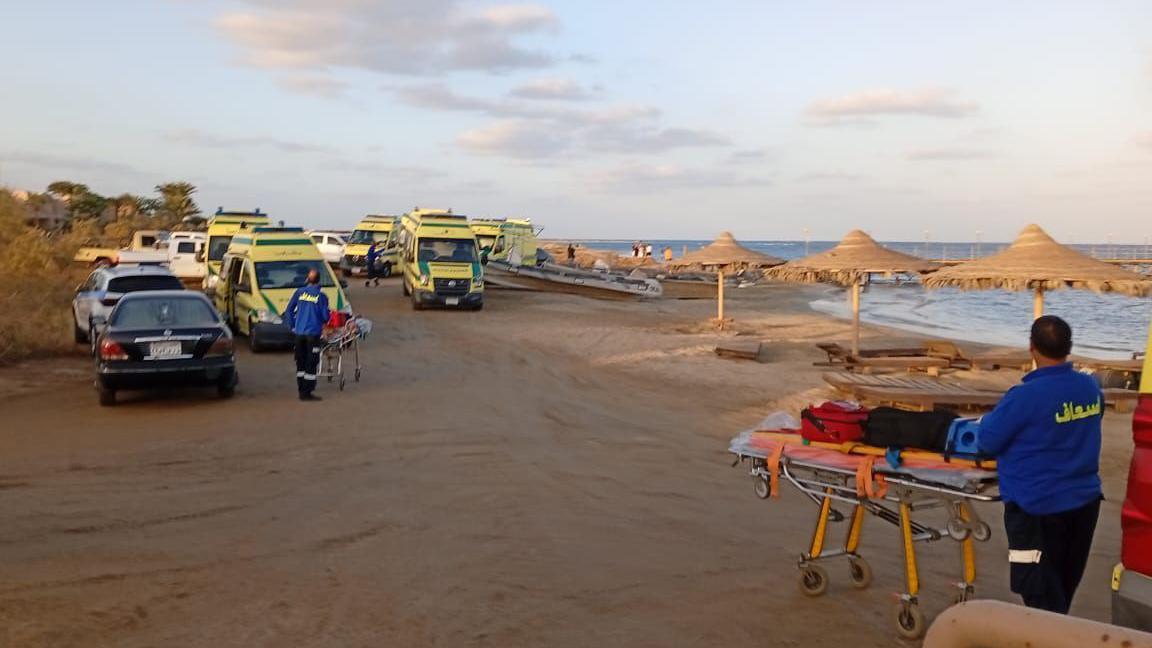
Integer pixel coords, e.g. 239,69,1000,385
734,443,998,640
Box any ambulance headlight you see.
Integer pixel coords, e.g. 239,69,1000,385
419,274,430,286
257,310,282,324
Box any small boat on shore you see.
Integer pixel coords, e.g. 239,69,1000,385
485,260,663,299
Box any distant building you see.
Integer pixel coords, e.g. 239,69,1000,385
8,189,71,231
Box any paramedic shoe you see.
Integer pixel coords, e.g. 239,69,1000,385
299,393,323,402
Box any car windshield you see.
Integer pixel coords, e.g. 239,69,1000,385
418,238,478,263
108,275,184,293
476,235,496,250
348,229,389,244
208,236,232,261
112,297,218,328
254,260,336,290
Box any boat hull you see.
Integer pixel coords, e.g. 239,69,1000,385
485,262,663,300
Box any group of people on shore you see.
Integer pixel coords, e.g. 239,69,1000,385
631,242,653,258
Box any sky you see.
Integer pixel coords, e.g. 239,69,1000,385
1,0,1150,242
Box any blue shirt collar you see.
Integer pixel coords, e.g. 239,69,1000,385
1022,361,1073,382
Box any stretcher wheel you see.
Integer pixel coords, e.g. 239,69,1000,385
753,477,770,499
894,603,926,640
848,558,872,590
972,521,992,542
946,518,970,541
798,565,828,597
339,375,346,391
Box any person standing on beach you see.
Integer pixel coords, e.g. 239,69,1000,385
282,269,330,402
566,243,576,266
644,243,654,258
977,315,1102,614
663,246,673,262
631,242,639,258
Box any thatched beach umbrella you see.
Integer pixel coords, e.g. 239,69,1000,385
768,230,939,354
668,231,785,270
923,224,1151,320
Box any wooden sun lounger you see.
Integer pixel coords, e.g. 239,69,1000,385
815,342,926,365
924,340,1032,371
853,385,1003,412
715,340,762,361
845,355,952,376
1104,388,1139,414
1079,358,1144,373
822,372,976,394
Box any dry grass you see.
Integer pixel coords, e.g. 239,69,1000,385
0,192,89,365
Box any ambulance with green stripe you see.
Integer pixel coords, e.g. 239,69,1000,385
340,214,399,277
398,209,484,310
212,227,351,351
202,208,270,291
471,218,538,265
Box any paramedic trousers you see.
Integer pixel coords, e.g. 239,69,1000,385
1004,499,1100,614
293,335,321,397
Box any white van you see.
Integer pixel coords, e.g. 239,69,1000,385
309,231,348,265
168,232,208,282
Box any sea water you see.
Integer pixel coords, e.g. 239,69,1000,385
569,239,1152,358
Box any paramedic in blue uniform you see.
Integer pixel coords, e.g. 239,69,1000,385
282,269,330,402
978,315,1103,614
365,241,382,287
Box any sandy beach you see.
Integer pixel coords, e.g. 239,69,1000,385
0,281,1134,647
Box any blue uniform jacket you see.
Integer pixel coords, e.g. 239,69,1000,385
978,362,1103,515
282,284,330,336
366,245,381,264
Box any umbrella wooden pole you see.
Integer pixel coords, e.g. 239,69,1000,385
851,281,861,356
1033,288,1044,320
717,270,726,325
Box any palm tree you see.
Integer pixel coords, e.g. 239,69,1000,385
45,181,89,204
154,182,201,228
110,193,142,219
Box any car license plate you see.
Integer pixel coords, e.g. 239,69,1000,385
149,341,182,358
446,297,460,306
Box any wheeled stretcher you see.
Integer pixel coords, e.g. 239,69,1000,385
730,430,1000,640
318,317,372,391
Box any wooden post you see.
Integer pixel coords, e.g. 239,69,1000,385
1033,288,1044,320
851,280,861,356
717,270,725,325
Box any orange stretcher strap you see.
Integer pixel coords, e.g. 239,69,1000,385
767,443,785,498
854,457,888,499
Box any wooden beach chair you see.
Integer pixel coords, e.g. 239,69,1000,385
715,340,762,361
843,355,952,377
823,372,1004,411
924,340,1032,371
814,342,926,366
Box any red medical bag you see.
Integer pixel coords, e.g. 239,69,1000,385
800,401,869,444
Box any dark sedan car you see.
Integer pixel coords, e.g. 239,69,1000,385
94,291,238,406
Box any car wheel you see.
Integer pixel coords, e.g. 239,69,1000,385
97,383,116,407
74,319,87,344
381,263,392,278
248,320,264,353
89,325,98,357
218,371,237,398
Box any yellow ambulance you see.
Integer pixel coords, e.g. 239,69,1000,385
471,218,537,265
341,215,399,277
212,227,350,351
203,208,270,290
398,209,484,310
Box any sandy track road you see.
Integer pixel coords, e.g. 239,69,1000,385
0,282,1128,647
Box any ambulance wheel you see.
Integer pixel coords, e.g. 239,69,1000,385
947,518,970,541
894,603,926,640
342,268,351,278
798,565,828,597
97,383,116,407
470,303,484,311
972,521,992,542
380,263,392,278
411,293,423,310
402,281,411,296
753,477,770,499
848,558,873,590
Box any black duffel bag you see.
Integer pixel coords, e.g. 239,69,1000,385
864,407,957,452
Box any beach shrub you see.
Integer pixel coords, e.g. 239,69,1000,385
0,191,88,365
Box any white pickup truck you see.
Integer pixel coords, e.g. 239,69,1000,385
166,232,207,282
74,230,169,267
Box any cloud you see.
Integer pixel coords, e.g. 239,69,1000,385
725,148,771,164
215,1,560,76
457,120,571,159
275,74,347,98
508,78,592,101
796,172,862,182
321,159,445,181
1,150,147,176
585,125,729,154
586,163,768,193
806,88,979,123
165,129,332,154
907,148,997,161
395,83,657,124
